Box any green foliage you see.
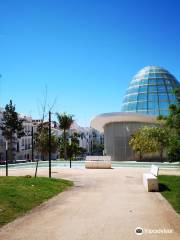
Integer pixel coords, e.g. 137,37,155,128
35,124,59,159
0,100,24,161
1,100,24,139
129,126,169,161
92,142,104,155
167,135,180,162
0,176,73,226
56,112,74,160
165,88,180,161
129,88,180,162
145,126,169,161
59,132,86,159
129,126,157,161
56,112,74,131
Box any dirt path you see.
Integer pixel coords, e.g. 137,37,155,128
0,167,179,240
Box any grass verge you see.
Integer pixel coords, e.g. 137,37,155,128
158,175,180,214
0,176,73,227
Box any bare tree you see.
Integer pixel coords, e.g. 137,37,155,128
34,86,57,177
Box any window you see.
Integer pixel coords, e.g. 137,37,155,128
148,73,156,78
140,79,148,85
127,102,137,111
148,101,157,110
138,93,147,101
148,79,156,85
159,101,169,109
157,86,166,92
155,73,164,78
139,85,147,93
159,110,169,116
128,94,138,102
158,94,168,101
156,78,164,85
148,93,158,101
149,85,157,92
167,86,173,92
169,100,177,105
166,80,171,85
168,94,176,101
137,101,147,110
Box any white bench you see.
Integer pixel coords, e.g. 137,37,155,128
85,156,111,169
143,165,159,192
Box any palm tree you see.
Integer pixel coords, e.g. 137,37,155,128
56,113,74,160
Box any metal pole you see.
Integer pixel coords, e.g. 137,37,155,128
69,138,72,168
5,141,8,176
31,126,34,162
49,111,51,178
35,159,39,178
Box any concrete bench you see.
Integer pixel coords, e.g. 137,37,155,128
143,165,159,192
85,156,111,169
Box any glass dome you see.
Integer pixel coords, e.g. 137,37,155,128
122,66,180,116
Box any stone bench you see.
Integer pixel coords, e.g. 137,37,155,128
143,165,159,192
85,156,111,169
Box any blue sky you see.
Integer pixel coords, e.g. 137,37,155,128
0,0,180,126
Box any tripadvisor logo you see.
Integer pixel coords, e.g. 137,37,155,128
135,227,144,235
135,227,173,235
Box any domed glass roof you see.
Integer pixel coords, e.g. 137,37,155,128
122,66,180,116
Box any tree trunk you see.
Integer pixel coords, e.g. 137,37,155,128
160,145,163,162
9,138,13,163
64,129,67,160
139,151,142,162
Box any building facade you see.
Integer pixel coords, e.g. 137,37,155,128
91,66,180,161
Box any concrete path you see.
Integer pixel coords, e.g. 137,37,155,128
0,167,180,240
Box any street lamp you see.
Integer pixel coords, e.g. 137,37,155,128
49,111,52,178
69,137,72,168
5,140,8,176
31,126,34,162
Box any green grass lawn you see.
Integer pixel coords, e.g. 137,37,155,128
0,176,73,227
158,175,180,214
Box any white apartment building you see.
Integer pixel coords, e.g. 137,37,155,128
0,107,104,163
69,122,104,155
16,115,33,161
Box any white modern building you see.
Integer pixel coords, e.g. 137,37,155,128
91,66,180,161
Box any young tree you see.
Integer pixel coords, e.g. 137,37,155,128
35,124,58,160
129,126,157,161
59,132,85,160
69,132,87,159
34,86,57,177
69,132,80,159
92,143,104,155
0,100,24,162
144,126,169,162
129,126,169,162
56,113,74,160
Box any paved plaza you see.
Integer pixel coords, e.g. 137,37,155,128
0,167,180,240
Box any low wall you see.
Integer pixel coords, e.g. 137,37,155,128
85,156,111,169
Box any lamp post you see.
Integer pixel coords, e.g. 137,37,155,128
69,137,72,168
49,111,52,178
5,140,8,176
31,126,34,162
